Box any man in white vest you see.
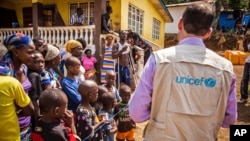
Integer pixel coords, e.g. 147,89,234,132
129,1,237,141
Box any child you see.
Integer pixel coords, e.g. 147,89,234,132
114,85,136,141
103,70,121,103
93,85,109,115
27,51,44,121
62,56,82,113
31,89,79,141
81,49,97,80
98,92,117,141
76,80,108,140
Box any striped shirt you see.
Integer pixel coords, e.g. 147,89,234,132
70,13,84,25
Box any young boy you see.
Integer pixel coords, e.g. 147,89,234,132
76,80,108,140
93,85,109,115
98,92,117,141
27,51,45,118
62,56,82,113
31,89,79,141
103,70,121,103
114,85,136,141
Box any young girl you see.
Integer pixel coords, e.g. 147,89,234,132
98,92,117,141
103,70,121,103
76,80,108,140
81,49,97,80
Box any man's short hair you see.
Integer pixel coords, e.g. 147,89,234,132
106,6,112,12
182,2,215,36
77,8,82,12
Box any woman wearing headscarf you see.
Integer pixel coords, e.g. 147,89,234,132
64,40,85,81
40,44,61,90
0,33,35,141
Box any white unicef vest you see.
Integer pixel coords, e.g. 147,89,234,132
144,44,234,141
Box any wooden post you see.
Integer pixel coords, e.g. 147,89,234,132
32,0,44,38
94,0,106,84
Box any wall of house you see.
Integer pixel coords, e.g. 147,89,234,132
112,0,165,46
109,0,122,32
0,1,15,9
0,0,95,27
0,1,32,27
165,6,186,33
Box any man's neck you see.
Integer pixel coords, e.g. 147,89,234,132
120,40,126,44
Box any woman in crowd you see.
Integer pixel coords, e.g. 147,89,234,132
100,34,115,84
0,33,35,140
82,49,97,80
65,39,85,81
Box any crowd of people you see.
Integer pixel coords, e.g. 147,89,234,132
0,24,152,140
0,1,242,141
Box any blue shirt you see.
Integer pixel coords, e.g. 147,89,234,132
62,77,82,112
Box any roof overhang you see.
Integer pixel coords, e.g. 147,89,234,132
150,0,173,23
166,0,215,8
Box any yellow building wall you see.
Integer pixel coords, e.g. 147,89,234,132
109,0,122,31
112,0,165,46
0,0,95,27
0,1,31,27
15,2,32,27
1,0,166,46
0,1,15,9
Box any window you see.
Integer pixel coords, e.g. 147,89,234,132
69,1,109,25
152,18,160,39
128,4,144,35
69,2,94,25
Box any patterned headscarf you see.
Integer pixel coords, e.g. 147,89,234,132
65,40,82,53
3,33,34,51
44,44,60,61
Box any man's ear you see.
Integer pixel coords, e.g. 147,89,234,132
202,28,213,40
178,18,183,31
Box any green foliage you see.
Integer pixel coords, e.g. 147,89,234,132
227,0,249,10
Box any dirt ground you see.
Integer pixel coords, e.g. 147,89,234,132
133,64,250,141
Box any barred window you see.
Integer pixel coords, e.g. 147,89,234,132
69,1,109,25
128,4,144,35
152,18,160,39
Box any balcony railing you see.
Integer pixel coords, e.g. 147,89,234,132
0,25,95,48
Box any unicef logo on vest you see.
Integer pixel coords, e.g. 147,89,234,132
176,76,216,88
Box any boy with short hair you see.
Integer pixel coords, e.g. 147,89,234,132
114,85,136,141
103,70,121,103
62,56,82,113
76,80,108,140
31,89,79,141
98,92,117,141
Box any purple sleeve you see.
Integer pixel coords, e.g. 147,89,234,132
129,54,156,122
222,74,237,128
